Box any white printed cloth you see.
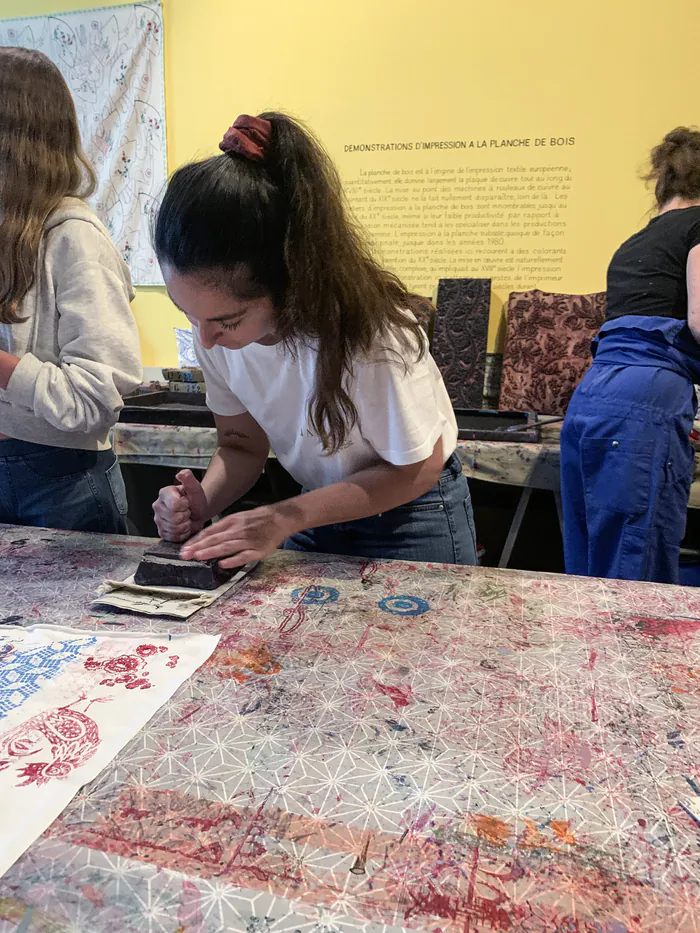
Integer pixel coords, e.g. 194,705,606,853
0,625,218,875
175,327,198,367
0,3,167,285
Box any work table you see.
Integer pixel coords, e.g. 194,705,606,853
114,421,700,508
1,525,699,930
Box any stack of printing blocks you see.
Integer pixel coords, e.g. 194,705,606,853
162,367,207,405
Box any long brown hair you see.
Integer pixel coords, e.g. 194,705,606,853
155,112,427,454
0,47,96,325
646,126,700,209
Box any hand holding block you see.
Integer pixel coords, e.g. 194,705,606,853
134,540,233,591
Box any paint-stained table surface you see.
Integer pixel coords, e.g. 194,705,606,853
1,525,700,932
114,422,700,507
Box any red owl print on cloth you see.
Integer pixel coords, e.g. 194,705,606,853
0,696,101,787
82,644,179,690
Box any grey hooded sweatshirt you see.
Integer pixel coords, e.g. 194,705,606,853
0,197,142,450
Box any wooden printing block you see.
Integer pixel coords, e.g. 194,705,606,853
432,277,492,409
134,539,233,590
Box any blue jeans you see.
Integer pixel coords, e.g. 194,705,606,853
283,452,478,564
561,363,696,584
0,439,129,534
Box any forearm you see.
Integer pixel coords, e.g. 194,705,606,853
0,351,20,390
273,455,441,536
200,444,269,519
3,352,139,432
180,439,446,567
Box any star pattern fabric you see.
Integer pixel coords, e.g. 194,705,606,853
1,527,699,931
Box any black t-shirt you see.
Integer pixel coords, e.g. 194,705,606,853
606,206,700,321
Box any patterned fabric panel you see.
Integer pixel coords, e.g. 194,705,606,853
432,278,492,409
499,288,607,415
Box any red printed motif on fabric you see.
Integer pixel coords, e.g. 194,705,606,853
83,645,178,690
135,645,168,657
0,696,101,786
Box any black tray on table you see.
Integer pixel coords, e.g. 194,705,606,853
455,409,540,443
120,390,216,428
119,396,546,439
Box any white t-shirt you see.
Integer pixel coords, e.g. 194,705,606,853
194,326,458,491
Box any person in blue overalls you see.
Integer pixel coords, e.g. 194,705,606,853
561,127,700,584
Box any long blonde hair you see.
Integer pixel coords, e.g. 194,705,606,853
0,47,96,324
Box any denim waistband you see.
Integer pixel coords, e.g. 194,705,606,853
0,438,109,459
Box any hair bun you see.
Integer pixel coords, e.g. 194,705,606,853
647,125,700,208
663,126,700,152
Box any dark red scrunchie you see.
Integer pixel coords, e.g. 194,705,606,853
219,114,272,163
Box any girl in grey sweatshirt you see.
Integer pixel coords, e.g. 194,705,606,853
0,47,142,534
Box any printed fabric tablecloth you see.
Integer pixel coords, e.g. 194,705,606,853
1,524,700,931
457,426,700,507
114,423,218,470
114,422,700,507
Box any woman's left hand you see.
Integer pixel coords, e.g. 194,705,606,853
179,505,292,568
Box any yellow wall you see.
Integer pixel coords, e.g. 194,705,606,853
3,0,700,365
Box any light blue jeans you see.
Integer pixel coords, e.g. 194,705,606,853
283,452,478,564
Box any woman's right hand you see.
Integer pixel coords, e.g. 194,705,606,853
153,469,209,542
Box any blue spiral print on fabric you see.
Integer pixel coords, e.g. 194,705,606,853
291,586,340,606
378,595,430,616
